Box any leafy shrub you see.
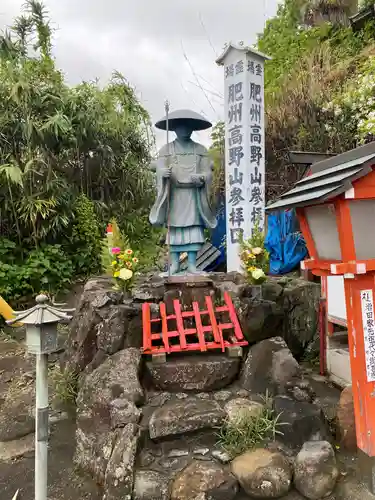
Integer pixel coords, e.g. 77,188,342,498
0,241,74,304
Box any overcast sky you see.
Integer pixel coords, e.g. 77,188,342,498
0,0,279,149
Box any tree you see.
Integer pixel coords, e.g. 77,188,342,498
0,1,155,303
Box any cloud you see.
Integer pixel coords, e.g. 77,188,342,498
0,0,279,148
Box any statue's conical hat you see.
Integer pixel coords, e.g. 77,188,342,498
155,109,212,132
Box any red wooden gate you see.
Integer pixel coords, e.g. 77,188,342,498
142,291,248,355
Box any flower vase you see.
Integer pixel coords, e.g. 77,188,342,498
250,284,263,300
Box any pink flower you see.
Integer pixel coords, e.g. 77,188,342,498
111,247,121,254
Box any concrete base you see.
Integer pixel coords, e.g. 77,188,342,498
151,353,167,364
358,449,375,495
226,345,243,358
165,275,213,286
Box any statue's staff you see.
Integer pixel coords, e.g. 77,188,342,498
164,100,171,277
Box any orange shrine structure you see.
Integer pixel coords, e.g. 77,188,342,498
267,141,375,491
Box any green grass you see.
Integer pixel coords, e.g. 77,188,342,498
216,393,284,459
49,364,78,406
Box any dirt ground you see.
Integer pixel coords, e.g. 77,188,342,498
0,327,101,500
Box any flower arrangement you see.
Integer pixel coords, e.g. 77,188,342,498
111,246,138,292
239,221,269,285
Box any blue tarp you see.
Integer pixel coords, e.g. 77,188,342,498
265,209,307,275
207,199,226,271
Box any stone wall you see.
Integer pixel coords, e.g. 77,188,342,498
60,273,331,500
62,272,321,376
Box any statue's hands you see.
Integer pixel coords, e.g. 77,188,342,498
161,165,172,178
191,174,205,186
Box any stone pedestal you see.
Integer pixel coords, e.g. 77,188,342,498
164,276,215,314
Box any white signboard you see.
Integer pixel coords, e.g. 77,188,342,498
360,289,375,382
217,44,269,272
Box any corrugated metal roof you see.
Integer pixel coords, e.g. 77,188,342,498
310,141,375,174
267,186,339,211
267,151,375,212
285,166,363,197
297,153,375,185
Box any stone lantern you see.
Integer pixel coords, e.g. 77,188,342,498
7,295,74,500
267,141,375,492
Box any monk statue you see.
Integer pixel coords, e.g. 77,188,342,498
149,109,217,275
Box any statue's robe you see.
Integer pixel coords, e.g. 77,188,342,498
149,139,217,252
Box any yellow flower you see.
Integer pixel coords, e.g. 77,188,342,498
111,260,117,266
252,247,263,255
125,249,133,255
119,268,133,280
113,271,120,278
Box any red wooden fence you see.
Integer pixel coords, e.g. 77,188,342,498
142,291,248,355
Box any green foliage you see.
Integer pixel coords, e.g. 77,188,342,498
101,218,130,273
258,1,331,97
208,121,225,205
0,2,155,304
323,55,375,144
0,244,74,304
252,0,375,201
216,394,283,458
68,193,102,276
359,0,375,9
49,364,78,406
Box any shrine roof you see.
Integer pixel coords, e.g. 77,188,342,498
216,42,271,65
267,144,375,211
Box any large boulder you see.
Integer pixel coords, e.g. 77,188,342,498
75,426,118,485
149,399,224,439
62,277,122,373
273,396,331,449
240,337,301,396
75,348,143,483
146,355,240,392
336,386,357,451
171,460,238,500
231,448,292,498
78,348,144,409
224,398,265,425
283,279,321,359
293,441,339,499
236,299,284,345
133,470,170,500
62,278,144,373
96,304,143,354
103,423,139,499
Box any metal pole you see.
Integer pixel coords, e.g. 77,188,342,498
35,352,48,500
165,100,172,277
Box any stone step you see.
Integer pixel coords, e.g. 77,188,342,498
145,354,241,392
149,398,225,440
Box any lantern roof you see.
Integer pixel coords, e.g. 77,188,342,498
7,295,73,326
267,143,375,212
